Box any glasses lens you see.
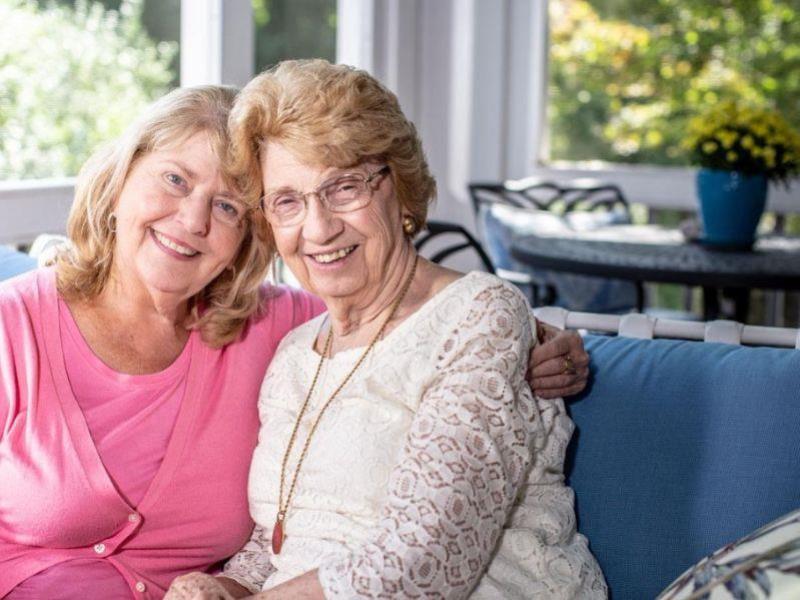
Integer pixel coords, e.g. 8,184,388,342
325,175,370,212
266,193,305,225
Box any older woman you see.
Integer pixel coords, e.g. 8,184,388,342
168,60,606,599
1,84,586,598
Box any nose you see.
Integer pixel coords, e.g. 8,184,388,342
302,194,343,244
177,192,211,236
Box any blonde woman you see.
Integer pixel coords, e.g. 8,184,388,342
168,60,605,599
1,84,586,599
0,86,322,599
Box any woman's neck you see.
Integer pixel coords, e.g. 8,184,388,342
95,270,190,331
323,249,418,354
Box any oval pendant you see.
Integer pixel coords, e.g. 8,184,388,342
271,519,284,554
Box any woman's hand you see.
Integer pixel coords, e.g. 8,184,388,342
527,322,590,399
165,572,245,600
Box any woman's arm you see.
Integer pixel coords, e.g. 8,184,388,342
261,281,541,599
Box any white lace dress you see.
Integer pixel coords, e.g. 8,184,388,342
224,273,607,599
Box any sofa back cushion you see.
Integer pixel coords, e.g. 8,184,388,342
569,334,800,599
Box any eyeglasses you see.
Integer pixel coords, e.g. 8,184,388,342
261,166,391,227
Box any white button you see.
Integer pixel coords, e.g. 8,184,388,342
128,513,140,523
93,543,106,554
135,581,146,593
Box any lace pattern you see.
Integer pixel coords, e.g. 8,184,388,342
222,525,274,593
224,273,606,598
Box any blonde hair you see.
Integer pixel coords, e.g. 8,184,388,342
229,59,436,239
56,85,273,347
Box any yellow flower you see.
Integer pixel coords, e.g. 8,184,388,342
687,100,800,183
716,130,738,149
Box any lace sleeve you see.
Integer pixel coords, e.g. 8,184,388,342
222,524,275,594
318,281,538,599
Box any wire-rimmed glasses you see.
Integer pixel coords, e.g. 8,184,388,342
261,165,391,227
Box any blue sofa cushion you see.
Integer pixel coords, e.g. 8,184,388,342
0,246,36,281
569,335,800,600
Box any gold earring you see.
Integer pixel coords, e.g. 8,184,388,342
107,213,117,234
402,216,416,236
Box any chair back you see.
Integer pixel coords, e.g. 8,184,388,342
468,178,639,313
413,220,495,273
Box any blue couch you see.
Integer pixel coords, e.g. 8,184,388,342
571,335,800,599
0,246,36,281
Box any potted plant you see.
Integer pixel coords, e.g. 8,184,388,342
684,101,800,249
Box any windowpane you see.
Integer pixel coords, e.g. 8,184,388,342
253,0,336,72
0,0,179,180
547,0,800,166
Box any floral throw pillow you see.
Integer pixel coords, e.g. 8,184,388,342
658,508,800,600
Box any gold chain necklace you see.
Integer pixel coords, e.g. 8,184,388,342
272,255,418,554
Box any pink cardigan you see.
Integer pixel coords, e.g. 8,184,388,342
0,269,322,598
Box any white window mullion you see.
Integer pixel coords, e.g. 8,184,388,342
180,0,253,88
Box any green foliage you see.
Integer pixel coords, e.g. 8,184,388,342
0,0,177,179
253,0,336,73
685,100,800,185
548,0,800,169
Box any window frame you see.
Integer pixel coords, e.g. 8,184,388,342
524,0,800,214
1,0,254,245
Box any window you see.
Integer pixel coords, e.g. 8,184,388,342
547,0,800,167
0,0,180,181
253,0,336,71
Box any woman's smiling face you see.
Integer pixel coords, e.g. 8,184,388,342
111,131,248,301
260,141,404,304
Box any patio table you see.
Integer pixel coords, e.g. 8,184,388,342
510,224,800,321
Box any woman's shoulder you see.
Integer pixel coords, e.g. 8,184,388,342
255,283,324,324
410,271,531,348
239,283,324,345
427,271,530,320
0,267,55,315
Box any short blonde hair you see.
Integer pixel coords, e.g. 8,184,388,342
229,59,436,237
56,85,273,347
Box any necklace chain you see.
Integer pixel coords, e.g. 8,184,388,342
273,256,419,553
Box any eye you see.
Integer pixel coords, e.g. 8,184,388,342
213,199,241,217
270,194,303,212
332,177,360,193
164,172,187,188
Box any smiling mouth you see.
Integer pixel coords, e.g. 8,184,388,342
151,229,200,257
310,245,357,264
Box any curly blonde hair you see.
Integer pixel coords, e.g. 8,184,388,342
228,59,436,239
56,85,273,347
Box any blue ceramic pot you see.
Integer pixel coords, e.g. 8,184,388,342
696,168,768,249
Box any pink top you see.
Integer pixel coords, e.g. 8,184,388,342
0,269,323,599
7,297,189,599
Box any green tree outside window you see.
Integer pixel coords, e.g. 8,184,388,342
0,0,177,180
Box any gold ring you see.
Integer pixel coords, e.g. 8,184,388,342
562,355,577,375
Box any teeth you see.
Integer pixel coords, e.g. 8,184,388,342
313,245,356,264
153,230,199,256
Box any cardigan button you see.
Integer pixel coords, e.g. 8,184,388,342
128,512,140,523
93,543,106,554
135,581,147,593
